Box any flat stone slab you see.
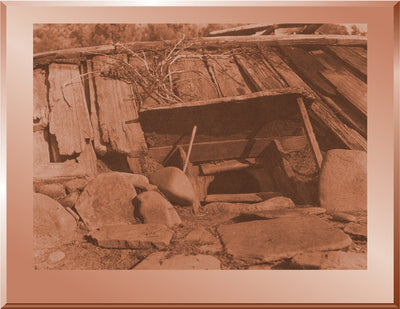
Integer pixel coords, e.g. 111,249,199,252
89,224,173,250
203,196,295,217
133,252,221,270
292,251,367,269
344,222,367,239
330,212,357,223
217,216,353,263
240,207,326,219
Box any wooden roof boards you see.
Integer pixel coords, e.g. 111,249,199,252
204,55,252,97
170,53,219,102
326,46,367,78
310,49,367,116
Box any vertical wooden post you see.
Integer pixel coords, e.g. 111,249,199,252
183,125,197,173
297,96,323,169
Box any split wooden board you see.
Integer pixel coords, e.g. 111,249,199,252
48,63,93,156
91,55,148,156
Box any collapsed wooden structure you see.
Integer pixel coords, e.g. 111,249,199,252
33,29,367,205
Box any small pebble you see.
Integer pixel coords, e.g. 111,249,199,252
48,250,66,264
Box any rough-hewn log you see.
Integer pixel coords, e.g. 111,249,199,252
310,102,367,151
297,97,323,169
33,35,367,67
148,135,308,163
139,87,312,112
200,158,257,175
204,192,280,203
47,63,93,156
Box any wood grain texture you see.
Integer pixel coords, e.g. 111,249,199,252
259,46,366,150
310,102,367,151
205,55,252,97
327,46,367,77
278,46,337,96
92,55,148,156
234,53,285,90
48,63,93,156
148,135,308,163
33,68,49,128
310,49,367,116
171,53,219,102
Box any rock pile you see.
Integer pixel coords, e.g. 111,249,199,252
33,149,367,270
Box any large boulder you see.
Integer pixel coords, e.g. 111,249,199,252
149,167,200,213
35,183,66,201
133,191,182,228
319,150,367,212
33,193,77,249
217,216,352,263
75,172,148,230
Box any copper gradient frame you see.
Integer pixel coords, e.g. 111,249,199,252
1,1,399,308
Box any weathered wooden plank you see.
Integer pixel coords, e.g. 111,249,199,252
278,46,337,96
205,55,252,97
33,68,49,129
326,46,367,77
209,24,275,37
33,130,50,166
48,63,93,156
92,55,148,156
311,49,367,116
235,53,285,90
259,46,366,150
148,135,308,163
33,35,367,67
86,59,107,156
170,53,219,102
139,87,312,112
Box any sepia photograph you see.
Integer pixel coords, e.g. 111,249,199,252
32,23,368,270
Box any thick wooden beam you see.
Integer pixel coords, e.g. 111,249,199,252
204,192,280,203
148,135,308,163
33,35,367,67
200,158,257,175
139,87,312,112
297,96,323,169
